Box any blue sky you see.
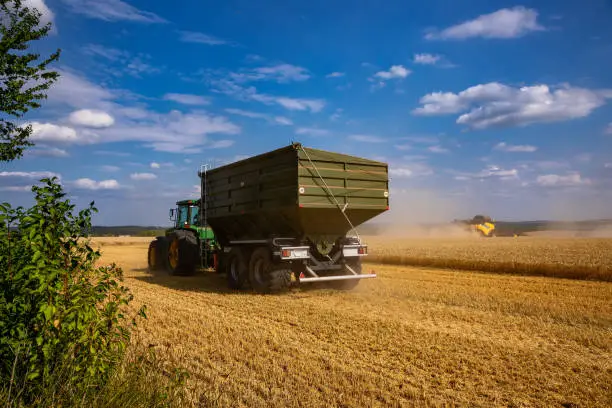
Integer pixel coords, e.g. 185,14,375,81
1,0,612,225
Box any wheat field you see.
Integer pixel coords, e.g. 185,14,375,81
94,237,612,407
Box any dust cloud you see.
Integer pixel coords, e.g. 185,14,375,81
363,188,477,238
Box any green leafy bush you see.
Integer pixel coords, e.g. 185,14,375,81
0,177,140,403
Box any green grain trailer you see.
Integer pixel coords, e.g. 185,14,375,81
148,142,390,293
202,142,389,292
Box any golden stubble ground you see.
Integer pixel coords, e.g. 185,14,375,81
94,237,612,407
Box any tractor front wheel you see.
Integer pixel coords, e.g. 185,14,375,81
148,237,168,272
166,231,199,276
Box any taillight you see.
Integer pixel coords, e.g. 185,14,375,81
358,246,367,255
282,249,291,258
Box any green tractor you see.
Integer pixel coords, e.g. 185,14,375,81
147,199,218,275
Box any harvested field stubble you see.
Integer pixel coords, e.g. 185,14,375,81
363,236,612,281
96,237,612,407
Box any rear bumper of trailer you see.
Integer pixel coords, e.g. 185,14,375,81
297,264,377,284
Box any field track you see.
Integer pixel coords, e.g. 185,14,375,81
95,237,612,407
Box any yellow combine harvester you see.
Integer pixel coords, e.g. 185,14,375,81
453,215,496,237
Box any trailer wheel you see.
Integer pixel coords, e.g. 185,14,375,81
332,259,362,290
226,248,248,289
249,247,291,293
166,231,199,276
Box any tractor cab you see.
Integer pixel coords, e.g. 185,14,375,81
169,199,200,229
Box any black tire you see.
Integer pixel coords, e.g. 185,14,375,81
226,248,249,289
248,247,292,293
331,258,362,290
166,230,199,276
147,237,168,272
147,240,158,271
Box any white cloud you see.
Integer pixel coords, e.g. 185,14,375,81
60,0,166,23
413,82,612,129
229,64,310,84
163,93,210,106
130,173,157,181
178,31,230,45
29,122,78,142
27,146,69,157
605,123,612,134
536,173,590,187
23,0,55,26
274,116,293,126
348,135,386,143
212,79,325,113
389,161,434,178
0,171,60,179
275,97,324,112
374,65,411,80
150,162,161,169
101,165,120,172
455,165,519,181
326,72,345,78
69,109,115,128
47,69,115,109
208,140,234,149
428,145,450,154
0,186,33,192
413,53,441,65
389,168,413,178
73,178,120,190
82,44,128,61
82,45,161,78
224,108,293,126
295,128,330,137
494,142,537,152
426,6,545,40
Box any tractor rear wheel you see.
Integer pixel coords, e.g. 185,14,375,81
226,248,248,289
248,247,292,293
147,237,168,272
166,231,199,276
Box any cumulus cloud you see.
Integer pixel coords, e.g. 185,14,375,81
69,109,115,128
130,173,157,181
536,173,590,187
224,109,293,126
29,122,78,142
150,162,161,169
163,93,210,106
494,142,537,152
413,82,612,129
60,0,166,23
348,135,386,143
295,128,330,137
178,31,231,45
73,178,120,190
326,72,345,78
413,53,441,65
426,6,545,40
374,65,411,80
